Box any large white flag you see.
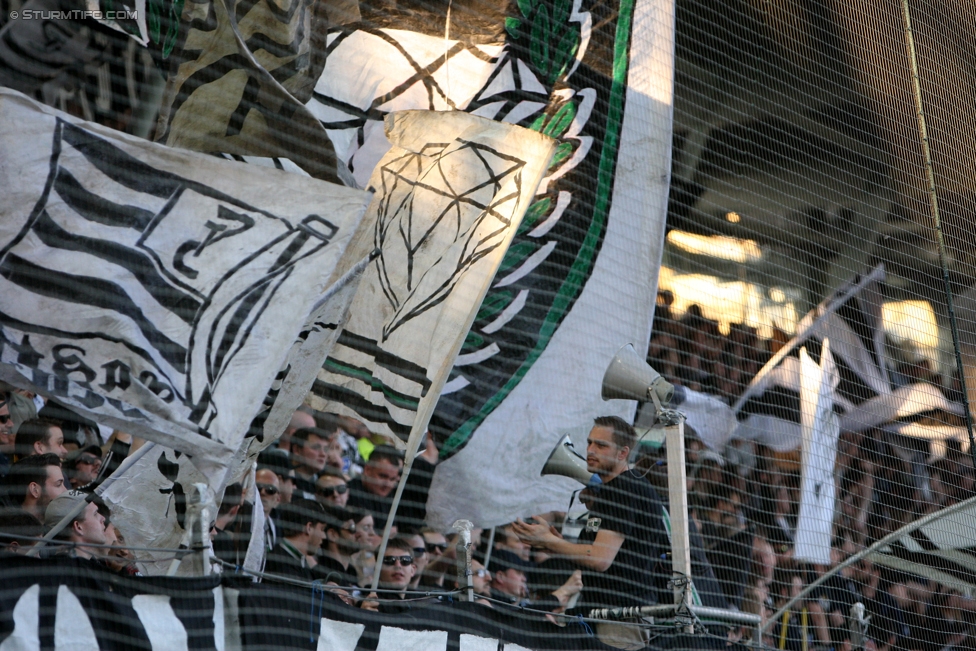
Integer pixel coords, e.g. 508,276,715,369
305,111,555,445
104,262,368,575
424,0,675,529
0,88,370,475
794,341,840,565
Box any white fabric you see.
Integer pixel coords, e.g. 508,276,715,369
307,111,555,449
317,619,365,651
132,595,189,651
0,88,370,478
794,343,839,565
0,585,40,651
426,0,674,528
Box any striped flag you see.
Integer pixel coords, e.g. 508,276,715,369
869,495,976,594
0,88,370,469
735,270,956,451
305,111,555,446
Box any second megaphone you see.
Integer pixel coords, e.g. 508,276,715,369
542,435,602,488
601,343,674,408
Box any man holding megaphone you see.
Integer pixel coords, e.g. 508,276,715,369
512,416,668,609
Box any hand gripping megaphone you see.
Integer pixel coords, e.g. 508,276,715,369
542,435,602,488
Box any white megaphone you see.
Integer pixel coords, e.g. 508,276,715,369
542,435,603,488
601,343,674,412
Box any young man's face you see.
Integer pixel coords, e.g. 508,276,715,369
586,426,625,476
405,534,428,576
293,434,330,474
37,427,67,460
492,568,527,599
379,547,415,591
308,522,327,553
362,458,401,497
33,465,66,509
331,518,358,554
315,475,349,507
74,501,107,546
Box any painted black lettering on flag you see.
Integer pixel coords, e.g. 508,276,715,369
0,118,339,429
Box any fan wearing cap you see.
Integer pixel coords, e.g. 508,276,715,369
63,446,103,489
264,498,329,584
488,549,530,605
45,491,107,561
315,504,358,587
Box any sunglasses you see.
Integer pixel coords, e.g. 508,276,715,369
473,568,489,578
0,414,10,425
318,484,348,498
425,542,447,554
256,483,279,496
382,555,414,567
412,547,427,558
76,454,100,466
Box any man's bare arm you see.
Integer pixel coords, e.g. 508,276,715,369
512,519,624,572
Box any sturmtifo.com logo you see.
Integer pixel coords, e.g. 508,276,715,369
9,9,136,19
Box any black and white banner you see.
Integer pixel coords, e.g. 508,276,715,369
0,88,370,474
794,342,839,566
307,111,554,445
869,495,976,595
734,268,961,451
0,556,621,651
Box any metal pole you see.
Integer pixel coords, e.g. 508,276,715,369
176,482,215,576
453,519,474,602
897,0,976,460
665,416,691,610
370,430,425,592
761,492,976,636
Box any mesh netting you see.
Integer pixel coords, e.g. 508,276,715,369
1,0,976,648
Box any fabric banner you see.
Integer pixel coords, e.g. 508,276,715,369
0,88,370,475
153,0,342,182
306,111,555,445
734,270,961,451
794,342,839,565
418,0,674,528
868,495,976,595
0,556,619,651
104,264,366,575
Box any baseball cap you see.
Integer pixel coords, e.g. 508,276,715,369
44,490,90,531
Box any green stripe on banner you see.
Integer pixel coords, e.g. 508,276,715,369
442,0,636,456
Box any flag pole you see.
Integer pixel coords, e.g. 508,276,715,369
731,264,885,416
369,428,426,592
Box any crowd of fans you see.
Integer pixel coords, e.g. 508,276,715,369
0,289,974,651
646,290,976,651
